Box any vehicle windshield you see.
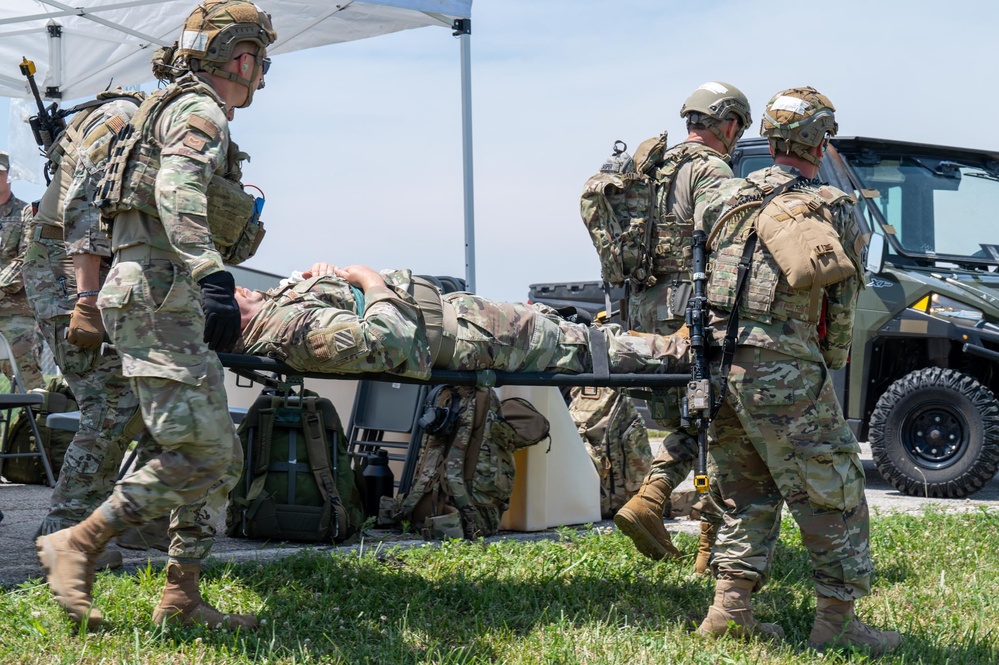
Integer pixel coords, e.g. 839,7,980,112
843,150,999,264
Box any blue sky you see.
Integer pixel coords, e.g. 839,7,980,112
2,0,997,301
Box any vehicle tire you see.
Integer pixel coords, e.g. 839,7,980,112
868,367,999,498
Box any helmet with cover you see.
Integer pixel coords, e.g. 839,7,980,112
680,81,752,152
760,86,838,166
164,1,276,106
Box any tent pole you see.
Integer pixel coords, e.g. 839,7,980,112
454,18,475,293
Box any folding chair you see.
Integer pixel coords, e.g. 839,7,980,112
0,331,55,486
346,381,429,496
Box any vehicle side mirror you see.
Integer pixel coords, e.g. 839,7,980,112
865,233,886,275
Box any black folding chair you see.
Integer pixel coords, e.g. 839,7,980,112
345,381,429,496
0,331,55,486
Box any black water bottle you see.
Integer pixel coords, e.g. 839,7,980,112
363,449,395,518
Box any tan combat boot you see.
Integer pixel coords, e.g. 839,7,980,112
693,521,718,576
808,596,902,656
696,577,785,640
116,516,170,552
35,510,119,629
152,562,259,630
613,476,680,561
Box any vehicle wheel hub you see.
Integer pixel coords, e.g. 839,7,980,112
905,406,966,469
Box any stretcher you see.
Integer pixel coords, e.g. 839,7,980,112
217,353,692,390
218,352,694,531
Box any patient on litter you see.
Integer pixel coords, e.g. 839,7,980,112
233,262,690,378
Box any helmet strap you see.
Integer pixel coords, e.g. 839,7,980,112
710,121,742,154
769,138,821,166
200,54,261,108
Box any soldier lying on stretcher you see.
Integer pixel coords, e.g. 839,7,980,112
232,262,690,378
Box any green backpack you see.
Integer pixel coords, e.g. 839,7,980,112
580,133,670,288
568,386,651,519
1,376,77,485
379,386,549,540
226,388,364,543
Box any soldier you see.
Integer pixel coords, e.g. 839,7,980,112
695,87,901,655
233,263,691,378
614,82,751,572
0,151,44,390
21,90,169,564
35,0,275,631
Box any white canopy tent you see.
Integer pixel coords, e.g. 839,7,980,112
0,0,479,288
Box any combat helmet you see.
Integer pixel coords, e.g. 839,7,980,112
760,86,838,166
154,0,276,107
680,81,752,152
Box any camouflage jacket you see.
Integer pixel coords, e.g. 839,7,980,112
705,164,862,368
0,192,30,297
110,75,230,282
235,270,433,379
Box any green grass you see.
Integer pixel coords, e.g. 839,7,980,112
2,508,998,664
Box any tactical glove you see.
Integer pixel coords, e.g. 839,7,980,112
67,300,106,350
198,271,240,352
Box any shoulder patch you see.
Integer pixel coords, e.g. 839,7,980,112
187,113,220,140
182,132,207,152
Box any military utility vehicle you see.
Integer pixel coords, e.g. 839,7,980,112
532,136,999,498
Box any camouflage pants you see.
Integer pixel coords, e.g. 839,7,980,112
0,302,44,391
21,234,147,535
444,296,689,375
99,258,242,564
709,349,872,600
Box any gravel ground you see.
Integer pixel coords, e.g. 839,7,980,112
3,443,997,588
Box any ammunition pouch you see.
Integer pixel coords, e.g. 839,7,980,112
206,174,264,265
756,189,858,290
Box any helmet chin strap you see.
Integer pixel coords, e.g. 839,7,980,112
201,57,262,108
710,122,742,154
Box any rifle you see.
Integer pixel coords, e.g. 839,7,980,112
19,57,66,183
683,230,713,496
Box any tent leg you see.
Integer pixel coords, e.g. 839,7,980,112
455,19,475,293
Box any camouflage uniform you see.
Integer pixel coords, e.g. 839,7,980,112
629,143,731,521
0,191,44,390
704,164,870,599
20,96,148,534
568,386,651,518
95,75,243,564
235,270,690,377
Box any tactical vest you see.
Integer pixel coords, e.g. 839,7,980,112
648,143,718,276
707,180,858,324
33,90,145,230
96,74,262,265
